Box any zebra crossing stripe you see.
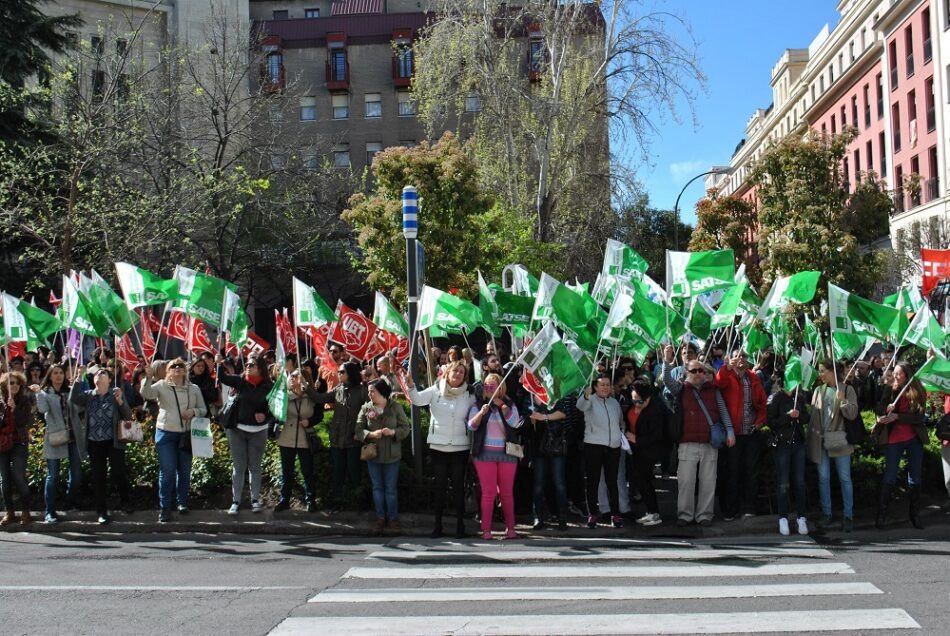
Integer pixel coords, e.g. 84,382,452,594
269,608,920,635
342,561,855,579
310,581,880,603
367,546,833,561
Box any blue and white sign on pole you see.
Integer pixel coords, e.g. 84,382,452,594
402,185,418,239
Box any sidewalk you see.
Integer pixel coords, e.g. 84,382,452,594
3,502,948,537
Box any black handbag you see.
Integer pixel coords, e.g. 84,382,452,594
936,413,950,442
844,413,867,445
218,391,240,430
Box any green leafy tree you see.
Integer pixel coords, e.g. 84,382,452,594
0,0,81,143
842,172,892,246
341,132,558,305
614,192,692,285
749,130,885,299
689,189,761,287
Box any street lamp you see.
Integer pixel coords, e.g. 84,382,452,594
673,168,730,251
402,185,424,475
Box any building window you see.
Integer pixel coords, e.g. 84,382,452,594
268,103,283,124
90,35,104,57
266,53,283,84
907,89,917,142
851,96,858,129
821,122,827,135
923,8,932,62
395,38,413,79
331,49,346,82
840,105,846,128
863,84,871,128
926,77,936,131
273,10,288,20
464,93,481,113
910,155,921,206
877,73,884,118
530,38,545,72
400,140,416,148
849,42,855,62
879,131,888,177
820,76,825,92
854,149,861,182
843,157,850,191
867,140,874,174
397,90,416,116
270,152,287,169
364,92,381,118
889,41,898,89
91,69,105,99
366,142,383,166
332,93,348,119
895,164,904,211
861,27,866,50
305,8,320,18
928,145,939,200
838,53,844,74
905,26,915,77
300,96,316,121
302,153,318,170
811,85,816,102
116,39,127,57
831,114,836,134
892,103,901,152
333,146,350,167
828,64,834,85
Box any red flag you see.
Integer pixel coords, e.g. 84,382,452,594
520,369,550,405
275,308,298,355
49,290,61,309
187,317,215,355
140,309,163,333
922,248,950,297
138,311,157,361
5,341,26,361
114,334,139,373
164,311,187,341
317,335,340,390
232,330,269,359
375,330,409,365
331,303,379,361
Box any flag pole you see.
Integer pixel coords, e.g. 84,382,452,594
486,345,531,405
842,338,875,383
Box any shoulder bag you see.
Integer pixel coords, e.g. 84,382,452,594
218,390,240,430
690,386,727,449
171,386,192,453
117,418,144,443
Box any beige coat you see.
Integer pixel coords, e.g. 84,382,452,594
139,379,207,432
807,383,859,462
277,391,317,449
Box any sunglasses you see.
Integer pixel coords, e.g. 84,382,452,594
246,363,257,368
687,368,705,375
7,380,20,385
169,364,185,369
632,399,645,405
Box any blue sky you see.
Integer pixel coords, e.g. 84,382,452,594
638,0,841,224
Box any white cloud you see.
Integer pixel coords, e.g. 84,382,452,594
669,159,708,183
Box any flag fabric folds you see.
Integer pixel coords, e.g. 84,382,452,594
666,249,735,298
115,262,179,308
518,322,587,406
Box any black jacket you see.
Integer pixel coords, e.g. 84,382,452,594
766,390,810,445
217,370,273,427
628,397,670,457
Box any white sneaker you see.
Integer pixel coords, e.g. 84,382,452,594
227,502,239,516
640,513,662,526
251,500,264,513
778,517,790,536
797,517,809,535
634,512,653,525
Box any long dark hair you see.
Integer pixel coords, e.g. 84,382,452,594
40,363,70,392
342,361,362,388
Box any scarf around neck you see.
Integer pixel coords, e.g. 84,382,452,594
440,379,468,400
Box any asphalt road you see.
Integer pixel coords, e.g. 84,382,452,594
1,521,948,635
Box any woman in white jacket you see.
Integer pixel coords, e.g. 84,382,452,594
140,357,207,523
406,361,475,538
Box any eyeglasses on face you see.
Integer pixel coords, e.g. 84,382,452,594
687,368,705,375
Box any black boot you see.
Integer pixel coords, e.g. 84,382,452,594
876,483,892,530
909,485,923,529
430,516,444,539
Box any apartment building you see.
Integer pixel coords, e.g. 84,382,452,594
709,0,947,256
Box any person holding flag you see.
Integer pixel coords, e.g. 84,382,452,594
766,376,811,536
577,375,625,530
874,362,928,530
356,379,410,536
662,346,735,527
404,361,475,539
140,357,208,523
215,354,273,515
807,360,858,532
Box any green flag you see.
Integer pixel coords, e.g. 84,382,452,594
417,286,481,334
115,262,180,308
828,283,899,342
532,273,598,332
687,296,714,341
170,266,237,328
492,288,534,327
59,275,108,337
601,291,634,343
1,293,63,344
477,273,501,337
757,271,821,319
832,331,866,359
222,288,249,348
511,265,539,297
519,322,587,405
743,324,771,355
784,348,817,392
602,238,648,281
293,277,337,328
913,354,950,393
903,306,946,352
267,371,289,422
373,291,409,338
711,283,747,330
86,270,139,335
666,249,735,298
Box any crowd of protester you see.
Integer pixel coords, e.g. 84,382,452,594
1,338,949,538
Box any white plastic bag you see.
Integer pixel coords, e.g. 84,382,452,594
190,417,214,458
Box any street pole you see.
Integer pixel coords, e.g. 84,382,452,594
673,169,729,251
402,185,424,477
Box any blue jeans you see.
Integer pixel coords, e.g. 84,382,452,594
883,438,924,487
366,460,400,520
772,442,806,519
817,450,853,519
533,454,567,518
155,429,192,509
45,442,83,515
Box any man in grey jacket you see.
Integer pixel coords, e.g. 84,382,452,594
577,375,625,529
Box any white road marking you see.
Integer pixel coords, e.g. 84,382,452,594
0,586,307,592
310,581,880,603
341,561,855,579
368,546,833,561
269,609,921,635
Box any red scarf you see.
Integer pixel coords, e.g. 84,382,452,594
245,374,264,387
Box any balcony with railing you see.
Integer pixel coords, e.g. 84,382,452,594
927,105,936,132
926,178,940,203
892,190,906,215
924,37,932,63
906,52,915,77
